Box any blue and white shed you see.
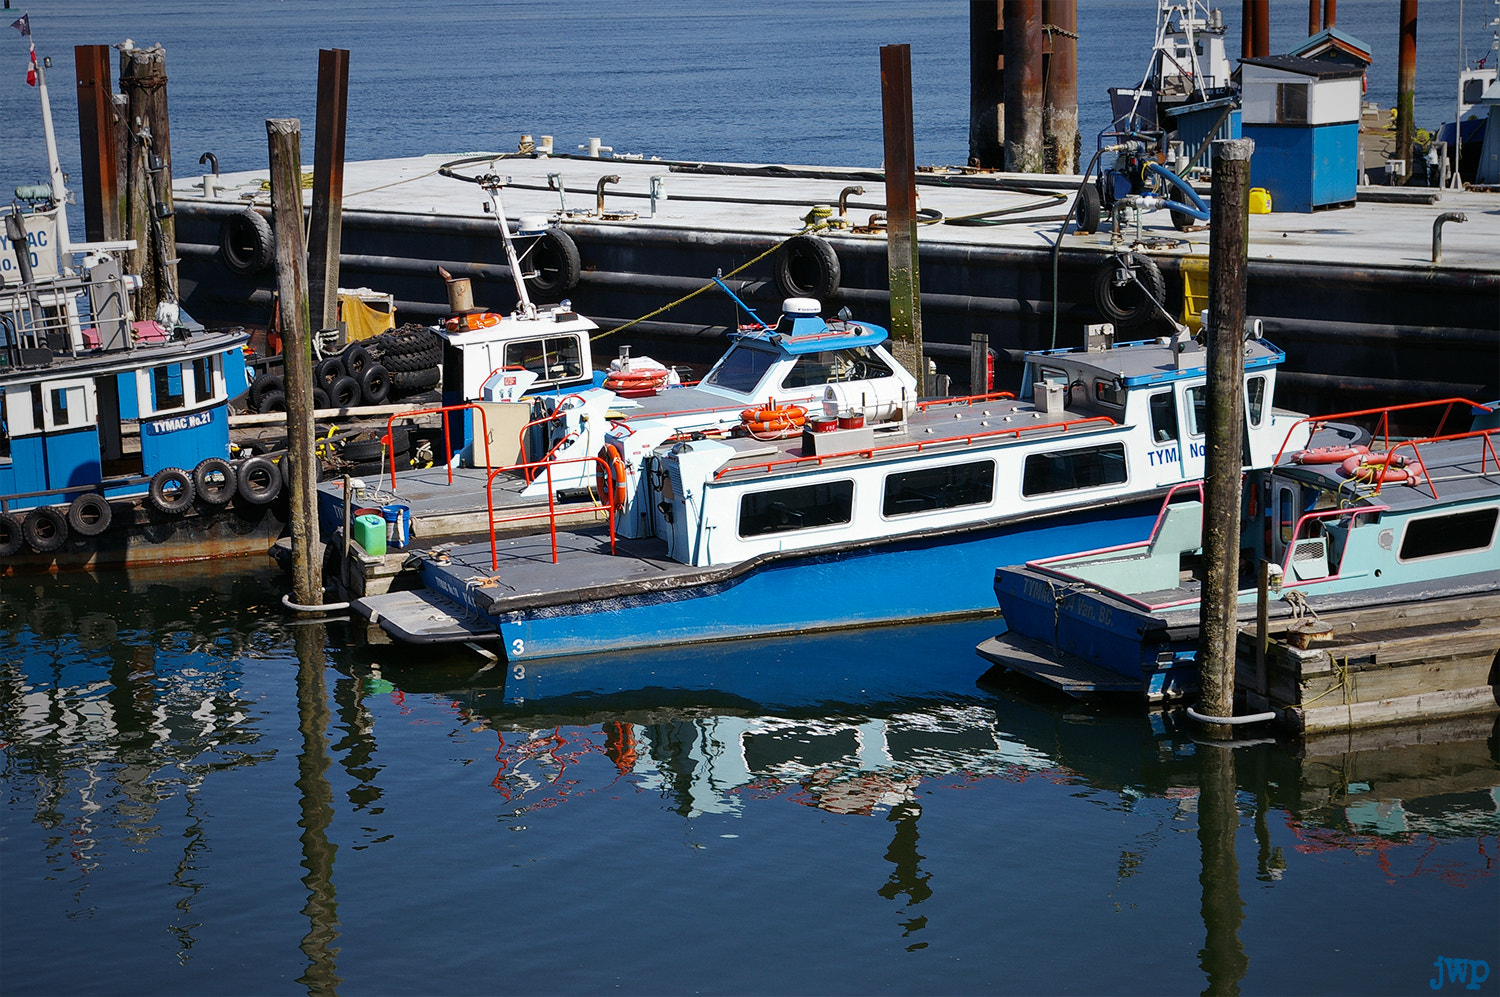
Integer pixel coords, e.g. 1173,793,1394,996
1240,55,1364,212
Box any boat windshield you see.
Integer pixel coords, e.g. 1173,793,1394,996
703,343,778,394
779,348,894,389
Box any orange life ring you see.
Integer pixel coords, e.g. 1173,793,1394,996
1294,444,1368,465
595,444,629,509
1340,451,1422,484
444,312,504,331
740,403,806,423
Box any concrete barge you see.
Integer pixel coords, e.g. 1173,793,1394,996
171,151,1499,414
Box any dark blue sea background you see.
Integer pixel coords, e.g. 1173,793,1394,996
3,3,1499,995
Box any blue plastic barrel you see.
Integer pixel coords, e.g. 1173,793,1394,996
382,503,412,549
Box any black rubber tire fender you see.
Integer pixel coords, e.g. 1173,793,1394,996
194,457,238,506
0,511,23,557
378,326,441,356
359,363,391,405
256,390,286,414
219,209,274,276
315,355,346,387
342,343,373,377
1075,183,1102,235
389,366,441,394
22,506,68,552
236,456,283,505
66,493,113,536
328,375,360,409
312,387,332,410
1091,254,1166,330
249,371,284,409
525,228,582,301
148,467,196,514
774,234,840,302
380,345,442,372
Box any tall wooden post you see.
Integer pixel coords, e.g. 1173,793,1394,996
1003,0,1045,174
308,49,349,336
1198,137,1254,728
1042,0,1079,175
74,44,122,243
119,44,176,313
268,118,322,608
881,43,924,395
1396,0,1418,181
969,1,1004,168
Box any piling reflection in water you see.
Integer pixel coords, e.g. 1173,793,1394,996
2,569,1497,993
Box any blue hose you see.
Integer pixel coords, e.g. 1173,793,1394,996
1146,162,1210,221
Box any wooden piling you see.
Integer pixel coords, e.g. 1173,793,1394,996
267,118,322,608
1396,0,1418,181
74,44,122,243
881,43,924,395
1197,743,1248,993
970,332,989,396
1041,0,1079,175
119,44,176,314
968,2,1004,169
1002,0,1044,174
1198,137,1254,729
308,49,350,337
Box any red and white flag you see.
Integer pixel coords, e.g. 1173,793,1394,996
10,13,36,86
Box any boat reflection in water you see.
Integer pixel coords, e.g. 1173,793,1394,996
2,568,1497,993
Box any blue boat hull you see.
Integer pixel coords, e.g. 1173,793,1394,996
427,499,1162,662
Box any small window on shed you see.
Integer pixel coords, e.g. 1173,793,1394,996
1276,82,1309,124
883,460,995,517
739,480,853,537
1398,508,1498,561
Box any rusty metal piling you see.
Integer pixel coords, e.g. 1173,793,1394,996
74,44,122,243
881,43,924,395
1003,0,1044,174
1041,0,1078,175
308,49,349,337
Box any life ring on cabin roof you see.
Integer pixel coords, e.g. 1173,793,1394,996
445,312,504,332
1340,451,1423,485
741,403,806,438
774,234,841,302
595,444,629,510
219,208,274,276
1293,444,1368,465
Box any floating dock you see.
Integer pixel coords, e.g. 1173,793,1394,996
172,152,1500,416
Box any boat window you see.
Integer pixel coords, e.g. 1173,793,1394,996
1277,486,1296,544
739,480,853,537
1093,379,1125,408
1246,375,1266,427
780,348,893,389
1149,391,1177,444
192,356,217,404
705,344,777,394
883,460,995,517
1021,443,1128,497
1184,387,1206,437
1398,508,1498,561
152,363,185,412
51,387,73,427
503,336,583,384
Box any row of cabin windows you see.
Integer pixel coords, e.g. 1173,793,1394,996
737,444,1128,537
149,356,221,415
1147,377,1267,444
503,336,584,384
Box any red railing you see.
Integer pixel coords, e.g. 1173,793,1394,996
516,394,587,480
916,391,1017,411
484,454,619,570
713,415,1118,480
1373,426,1500,500
383,403,491,491
1272,398,1494,465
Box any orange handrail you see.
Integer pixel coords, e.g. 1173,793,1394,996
1272,398,1494,465
384,404,491,491
916,391,1017,411
713,415,1118,480
1370,426,1500,500
516,394,587,478
485,455,618,569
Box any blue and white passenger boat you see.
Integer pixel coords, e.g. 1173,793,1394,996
981,399,1500,701
0,199,272,571
352,320,1331,660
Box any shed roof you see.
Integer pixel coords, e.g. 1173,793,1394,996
1288,27,1373,66
1240,55,1366,80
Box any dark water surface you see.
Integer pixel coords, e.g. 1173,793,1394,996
3,565,1497,995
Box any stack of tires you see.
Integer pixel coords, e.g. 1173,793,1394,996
336,426,412,478
248,341,395,414
365,323,443,400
